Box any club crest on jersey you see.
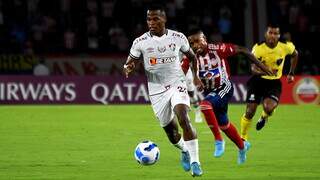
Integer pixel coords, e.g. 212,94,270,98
169,43,176,51
157,46,166,53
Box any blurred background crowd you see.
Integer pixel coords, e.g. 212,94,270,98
0,0,319,75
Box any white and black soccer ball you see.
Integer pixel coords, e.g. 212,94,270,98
134,140,160,165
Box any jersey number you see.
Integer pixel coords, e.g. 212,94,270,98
177,86,187,93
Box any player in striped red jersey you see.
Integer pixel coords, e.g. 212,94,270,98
183,29,273,164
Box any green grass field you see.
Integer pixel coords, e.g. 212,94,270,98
1,104,320,180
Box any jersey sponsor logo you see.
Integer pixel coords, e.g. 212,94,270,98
150,57,157,65
157,46,166,53
208,44,226,51
149,56,176,65
199,68,220,79
293,77,320,104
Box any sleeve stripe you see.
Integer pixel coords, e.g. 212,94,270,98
129,53,140,60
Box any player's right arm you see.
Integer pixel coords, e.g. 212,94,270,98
248,44,275,76
251,64,268,75
235,45,274,76
124,38,142,78
123,56,138,78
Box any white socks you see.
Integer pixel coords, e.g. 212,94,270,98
173,137,188,152
185,139,200,164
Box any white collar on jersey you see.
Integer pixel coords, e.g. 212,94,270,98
149,29,168,38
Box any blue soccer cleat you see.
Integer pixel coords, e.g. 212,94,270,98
238,141,251,165
181,151,191,171
214,140,225,157
190,162,203,177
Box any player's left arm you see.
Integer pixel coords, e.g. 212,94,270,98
235,45,274,76
287,49,298,83
184,49,204,91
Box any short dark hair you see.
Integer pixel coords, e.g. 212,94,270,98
147,3,166,12
186,28,204,37
267,22,280,29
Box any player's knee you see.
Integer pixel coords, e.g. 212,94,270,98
199,100,213,112
176,110,189,123
263,99,278,115
263,106,274,116
174,104,188,117
219,122,230,131
174,107,192,129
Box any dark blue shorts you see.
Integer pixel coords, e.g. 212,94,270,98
204,83,234,126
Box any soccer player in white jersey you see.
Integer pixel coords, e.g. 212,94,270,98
123,5,204,176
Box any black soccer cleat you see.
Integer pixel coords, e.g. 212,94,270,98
256,118,266,131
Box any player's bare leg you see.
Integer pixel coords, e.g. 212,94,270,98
174,104,202,176
256,98,278,130
240,103,258,140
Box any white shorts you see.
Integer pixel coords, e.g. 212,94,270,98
186,69,195,92
149,84,190,127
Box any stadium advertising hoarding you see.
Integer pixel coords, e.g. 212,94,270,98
281,76,320,104
0,55,38,74
0,76,319,105
0,76,149,104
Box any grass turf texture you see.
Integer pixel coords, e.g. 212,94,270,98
0,105,319,179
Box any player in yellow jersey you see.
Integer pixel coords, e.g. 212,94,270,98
240,23,298,141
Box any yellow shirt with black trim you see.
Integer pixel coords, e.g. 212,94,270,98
252,41,295,80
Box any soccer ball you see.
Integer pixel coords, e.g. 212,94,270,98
134,140,160,165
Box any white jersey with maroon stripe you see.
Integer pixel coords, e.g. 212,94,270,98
129,29,190,95
198,43,236,90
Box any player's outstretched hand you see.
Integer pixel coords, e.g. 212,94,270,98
194,76,204,92
123,63,135,78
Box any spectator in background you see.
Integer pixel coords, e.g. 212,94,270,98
108,23,129,52
208,27,223,43
33,57,50,76
86,15,100,51
218,4,232,40
64,29,76,52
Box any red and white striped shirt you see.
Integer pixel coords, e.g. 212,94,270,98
182,43,236,90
